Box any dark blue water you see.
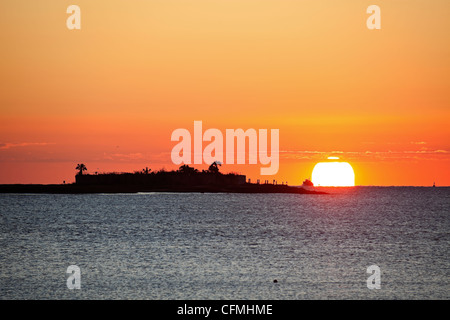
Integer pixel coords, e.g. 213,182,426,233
0,187,448,299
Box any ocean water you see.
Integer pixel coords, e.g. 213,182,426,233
0,187,448,300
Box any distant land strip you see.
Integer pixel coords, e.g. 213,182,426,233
0,184,326,194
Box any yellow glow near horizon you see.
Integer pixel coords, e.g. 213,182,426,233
311,160,355,187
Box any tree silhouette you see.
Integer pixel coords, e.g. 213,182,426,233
76,163,87,175
208,161,221,174
178,164,198,174
142,167,151,174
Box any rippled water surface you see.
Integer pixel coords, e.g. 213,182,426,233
0,187,449,299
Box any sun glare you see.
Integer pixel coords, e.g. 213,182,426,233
311,157,355,187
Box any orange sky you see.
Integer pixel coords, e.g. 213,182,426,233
0,0,449,186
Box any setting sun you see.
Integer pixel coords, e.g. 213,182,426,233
311,157,355,187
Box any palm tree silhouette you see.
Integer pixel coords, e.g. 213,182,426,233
76,163,87,175
143,167,151,174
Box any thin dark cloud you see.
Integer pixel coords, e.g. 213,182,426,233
0,142,54,150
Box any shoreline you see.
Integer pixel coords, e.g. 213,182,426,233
0,183,327,195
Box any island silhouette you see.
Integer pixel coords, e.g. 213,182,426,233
0,162,325,194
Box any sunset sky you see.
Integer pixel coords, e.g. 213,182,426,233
1,0,449,186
